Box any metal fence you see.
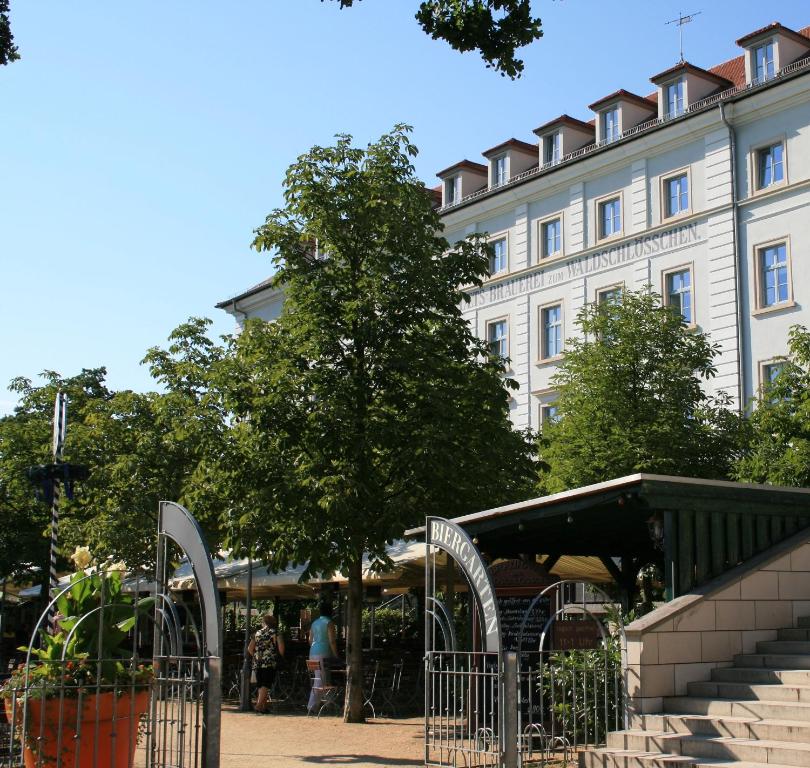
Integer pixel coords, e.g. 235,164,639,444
425,651,501,768
1,502,221,768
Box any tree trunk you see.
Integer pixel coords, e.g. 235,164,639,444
343,557,365,722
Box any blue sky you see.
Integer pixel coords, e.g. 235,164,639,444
2,1,808,414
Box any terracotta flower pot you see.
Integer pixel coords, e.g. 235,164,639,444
4,689,149,768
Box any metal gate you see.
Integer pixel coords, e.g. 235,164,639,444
515,581,627,765
423,517,628,768
424,517,518,768
1,501,221,768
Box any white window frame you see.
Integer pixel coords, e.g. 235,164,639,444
754,40,776,82
486,230,510,276
759,357,787,390
540,402,560,427
445,174,462,205
660,167,692,220
537,211,564,261
750,136,787,194
493,155,508,187
532,388,559,430
485,316,510,362
664,79,684,118
752,237,793,314
595,192,623,242
601,106,620,142
661,263,695,328
543,131,561,165
595,282,625,306
538,300,564,362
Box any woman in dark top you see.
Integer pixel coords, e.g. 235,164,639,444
248,613,285,714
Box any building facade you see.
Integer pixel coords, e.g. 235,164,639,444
435,21,810,430
220,21,810,433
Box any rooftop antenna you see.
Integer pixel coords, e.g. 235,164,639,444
666,10,702,64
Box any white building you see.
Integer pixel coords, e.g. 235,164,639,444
220,20,810,432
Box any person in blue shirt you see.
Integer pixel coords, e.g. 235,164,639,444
307,600,339,713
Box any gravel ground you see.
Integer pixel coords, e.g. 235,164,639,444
216,708,424,767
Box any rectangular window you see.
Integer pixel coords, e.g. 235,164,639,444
759,242,789,307
756,143,784,190
541,403,560,425
541,304,563,359
665,80,684,117
598,286,623,305
763,361,785,385
544,132,561,164
487,320,508,360
755,41,775,81
489,237,508,275
494,155,508,186
665,173,689,217
445,175,462,204
599,196,621,239
541,217,561,258
762,360,786,403
665,268,692,324
601,108,619,142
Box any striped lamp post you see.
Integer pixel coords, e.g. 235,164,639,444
47,392,67,631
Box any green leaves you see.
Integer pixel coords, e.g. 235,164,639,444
330,1,542,78
0,0,18,66
540,290,746,492
735,324,810,487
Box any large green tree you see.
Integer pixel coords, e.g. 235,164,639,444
540,290,745,492
0,319,225,587
735,325,810,486
2,2,542,76
192,126,537,721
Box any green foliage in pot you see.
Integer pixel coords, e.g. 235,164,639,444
1,547,153,700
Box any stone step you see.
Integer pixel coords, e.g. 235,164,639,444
607,728,810,766
663,696,810,721
778,628,810,641
635,713,810,743
797,616,810,629
679,735,810,767
734,653,810,669
712,667,810,685
580,747,797,768
687,680,810,702
579,748,698,767
756,640,810,655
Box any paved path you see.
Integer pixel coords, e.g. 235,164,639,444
217,709,424,768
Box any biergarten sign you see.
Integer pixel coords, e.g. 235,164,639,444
426,516,502,653
467,221,701,309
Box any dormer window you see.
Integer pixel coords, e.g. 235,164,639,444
737,23,810,87
755,41,775,81
665,80,684,118
543,132,561,164
493,155,508,186
601,108,619,142
445,175,462,205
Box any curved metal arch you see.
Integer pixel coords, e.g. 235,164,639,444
426,596,457,652
425,517,501,653
516,579,628,658
425,608,452,651
157,501,221,657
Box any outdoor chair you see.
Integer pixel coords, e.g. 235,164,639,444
306,659,343,717
378,660,404,717
362,660,379,718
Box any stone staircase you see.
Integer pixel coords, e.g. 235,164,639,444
581,616,810,768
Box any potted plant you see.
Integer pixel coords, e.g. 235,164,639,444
1,547,153,768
